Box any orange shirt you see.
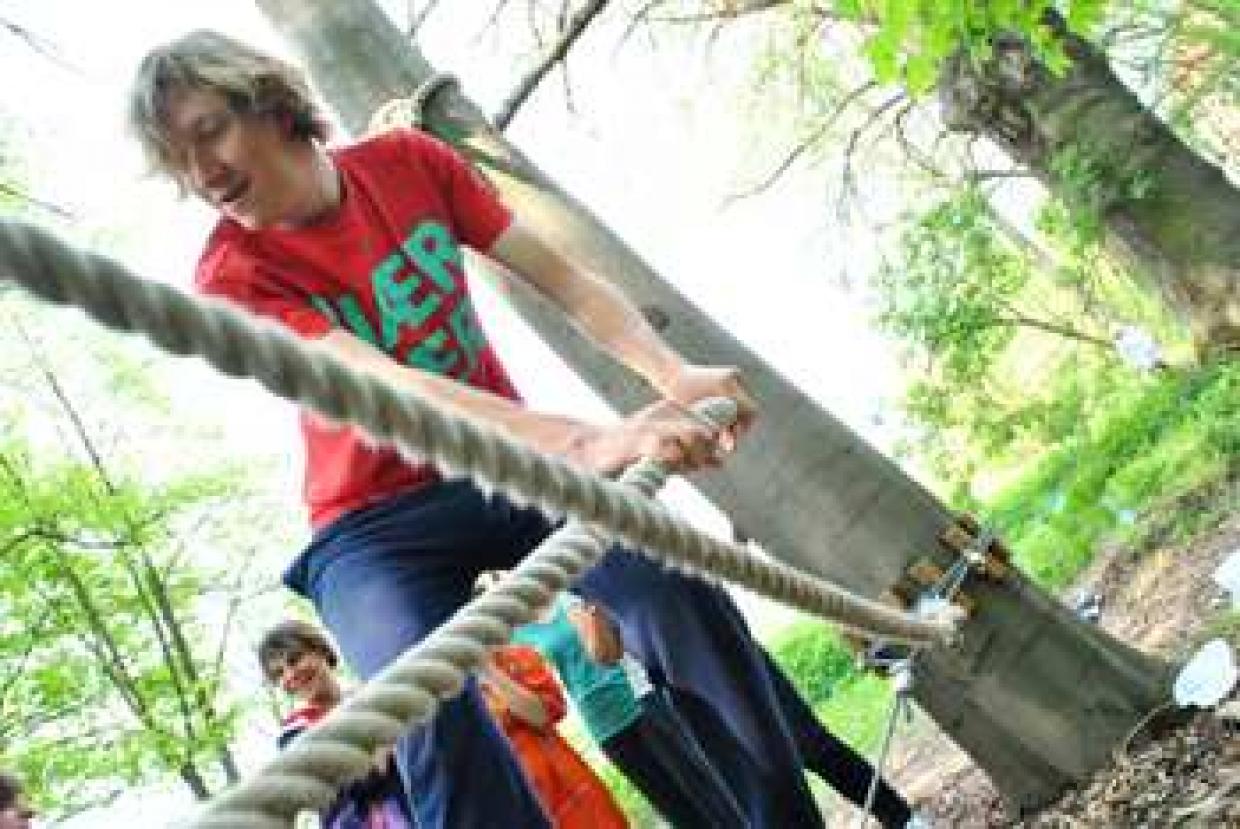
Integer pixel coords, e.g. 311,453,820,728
485,646,628,828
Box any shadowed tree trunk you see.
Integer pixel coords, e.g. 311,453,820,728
256,0,1173,811
939,12,1240,351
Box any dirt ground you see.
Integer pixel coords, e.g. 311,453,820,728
833,513,1240,828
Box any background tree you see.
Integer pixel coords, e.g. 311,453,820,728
658,2,1238,349
0,281,284,817
709,0,1239,576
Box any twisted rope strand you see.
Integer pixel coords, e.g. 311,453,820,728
0,218,949,645
0,218,959,825
195,446,698,826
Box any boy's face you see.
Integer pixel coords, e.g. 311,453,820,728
161,86,306,230
266,647,335,704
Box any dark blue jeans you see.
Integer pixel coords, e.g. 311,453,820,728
285,480,823,829
575,556,823,828
603,688,746,827
762,649,912,828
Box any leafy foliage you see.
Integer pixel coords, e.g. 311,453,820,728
829,0,1113,92
876,185,1031,383
765,619,858,709
984,358,1240,587
0,430,244,814
765,618,892,758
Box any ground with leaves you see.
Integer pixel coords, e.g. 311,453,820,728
873,509,1240,828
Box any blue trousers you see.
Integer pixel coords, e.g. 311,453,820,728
285,480,823,829
761,649,912,828
603,688,746,827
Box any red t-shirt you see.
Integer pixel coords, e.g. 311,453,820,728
195,129,521,529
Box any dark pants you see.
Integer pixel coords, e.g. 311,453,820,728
285,480,823,829
576,554,823,828
763,649,912,829
603,689,745,827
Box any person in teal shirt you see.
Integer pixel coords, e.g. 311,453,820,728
511,590,745,827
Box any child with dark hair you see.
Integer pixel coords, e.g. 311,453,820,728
258,619,413,828
0,772,35,829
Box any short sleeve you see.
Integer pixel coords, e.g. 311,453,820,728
401,129,513,251
195,240,334,339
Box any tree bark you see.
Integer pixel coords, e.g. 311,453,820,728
939,13,1240,351
255,0,1173,811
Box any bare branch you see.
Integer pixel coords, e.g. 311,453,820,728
7,315,114,491
723,80,877,205
968,169,1037,183
0,16,83,75
892,103,949,180
994,312,1114,350
493,0,611,131
838,92,906,216
475,0,514,42
0,181,77,221
406,0,443,35
646,0,793,25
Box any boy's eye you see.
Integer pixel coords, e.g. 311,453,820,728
194,114,228,142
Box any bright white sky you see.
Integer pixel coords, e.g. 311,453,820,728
1,1,906,824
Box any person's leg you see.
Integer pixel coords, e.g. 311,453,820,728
576,550,823,829
602,689,746,828
760,647,913,829
286,482,551,829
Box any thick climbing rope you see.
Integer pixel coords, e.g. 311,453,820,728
0,217,958,824
194,434,697,827
0,218,948,645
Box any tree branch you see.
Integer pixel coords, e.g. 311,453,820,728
493,0,611,130
0,182,77,221
0,16,82,75
724,80,877,205
406,0,442,35
838,92,906,218
993,311,1113,349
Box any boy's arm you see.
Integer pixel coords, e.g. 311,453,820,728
315,329,721,474
567,603,625,665
487,218,756,449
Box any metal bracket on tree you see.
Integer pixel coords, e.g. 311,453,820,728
890,513,1009,618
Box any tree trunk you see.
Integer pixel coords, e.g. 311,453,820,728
939,13,1240,350
256,0,1173,811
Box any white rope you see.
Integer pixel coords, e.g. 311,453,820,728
0,218,949,644
0,218,959,825
368,73,457,133
194,444,680,827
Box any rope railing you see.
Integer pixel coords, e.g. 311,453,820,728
0,217,959,825
194,411,719,827
0,218,949,645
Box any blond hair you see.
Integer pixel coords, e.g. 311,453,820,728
128,29,330,178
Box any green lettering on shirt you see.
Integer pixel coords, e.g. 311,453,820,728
406,329,460,375
403,222,462,293
310,293,378,346
448,298,487,376
372,252,441,350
